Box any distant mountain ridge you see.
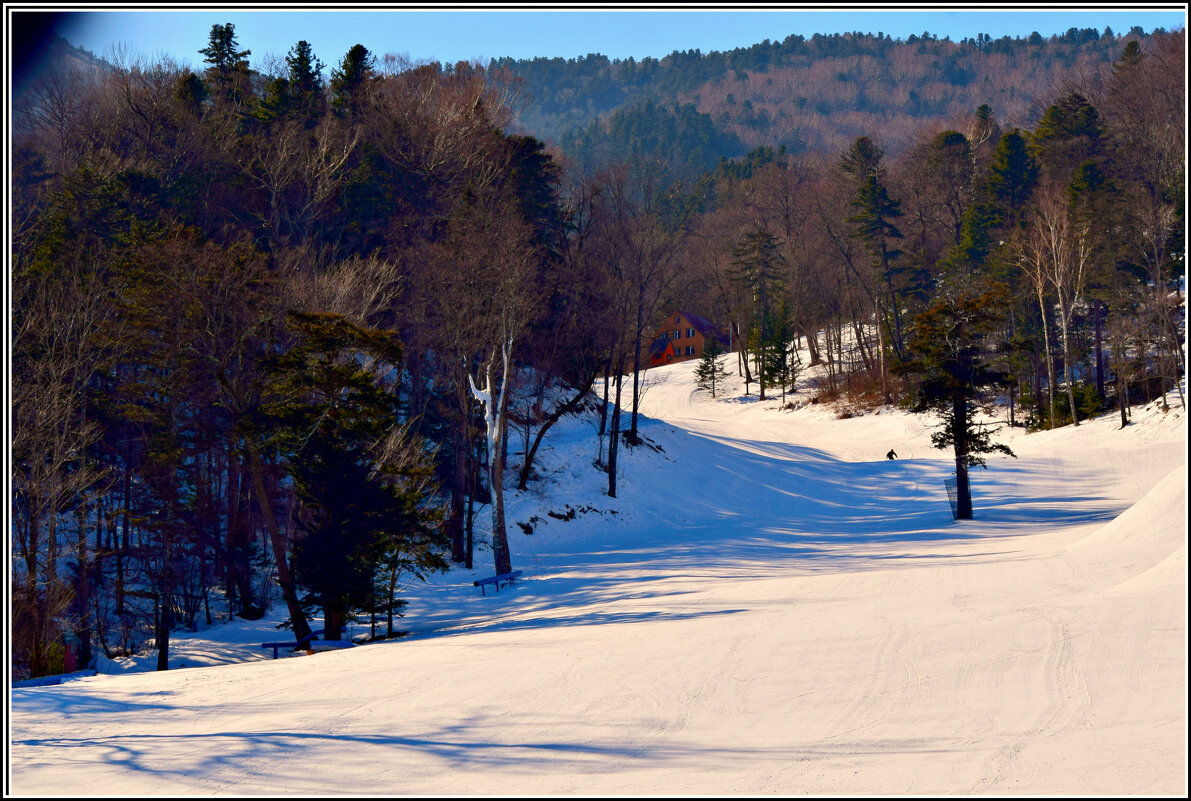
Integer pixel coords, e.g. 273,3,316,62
13,34,111,106
494,26,1167,171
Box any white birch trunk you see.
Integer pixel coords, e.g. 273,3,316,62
468,333,515,575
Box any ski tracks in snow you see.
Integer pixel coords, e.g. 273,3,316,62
971,603,1092,793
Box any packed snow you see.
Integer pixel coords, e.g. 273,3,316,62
8,357,1187,796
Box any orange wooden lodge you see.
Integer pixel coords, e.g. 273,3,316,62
648,311,731,367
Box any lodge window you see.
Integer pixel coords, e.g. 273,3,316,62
686,328,696,338
673,329,681,340
686,345,695,356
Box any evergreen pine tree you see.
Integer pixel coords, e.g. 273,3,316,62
199,23,252,106
896,280,1017,519
264,312,447,640
759,296,800,404
173,72,207,115
984,129,1038,224
255,76,292,123
331,44,375,116
199,23,250,73
287,40,325,95
1029,93,1104,186
845,149,906,362
694,336,730,398
839,135,884,182
286,40,326,123
729,227,786,400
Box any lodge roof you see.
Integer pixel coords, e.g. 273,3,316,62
649,335,672,356
672,310,730,348
677,310,720,337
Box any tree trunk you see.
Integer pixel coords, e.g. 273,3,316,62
518,371,595,490
598,356,611,438
448,422,467,562
952,395,973,520
756,343,767,400
369,581,376,641
465,447,477,570
1036,289,1057,429
246,445,311,643
1162,312,1186,410
1119,373,1129,428
155,595,172,671
884,272,903,361
323,607,343,641
491,393,513,576
736,321,753,389
1093,299,1105,401
802,324,822,365
1057,296,1079,426
607,356,625,498
226,451,259,618
73,504,94,670
629,302,643,444
117,465,130,618
824,324,836,391
877,295,890,404
851,314,873,372
469,341,514,577
387,564,399,637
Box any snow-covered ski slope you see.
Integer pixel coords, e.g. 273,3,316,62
9,358,1187,796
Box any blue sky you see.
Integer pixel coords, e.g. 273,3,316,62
20,5,1189,73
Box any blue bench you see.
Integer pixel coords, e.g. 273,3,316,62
261,628,324,659
474,570,523,596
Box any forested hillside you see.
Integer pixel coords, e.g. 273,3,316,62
497,26,1171,180
10,22,1184,682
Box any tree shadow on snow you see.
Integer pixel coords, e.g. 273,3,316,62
415,410,1122,639
11,721,964,790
